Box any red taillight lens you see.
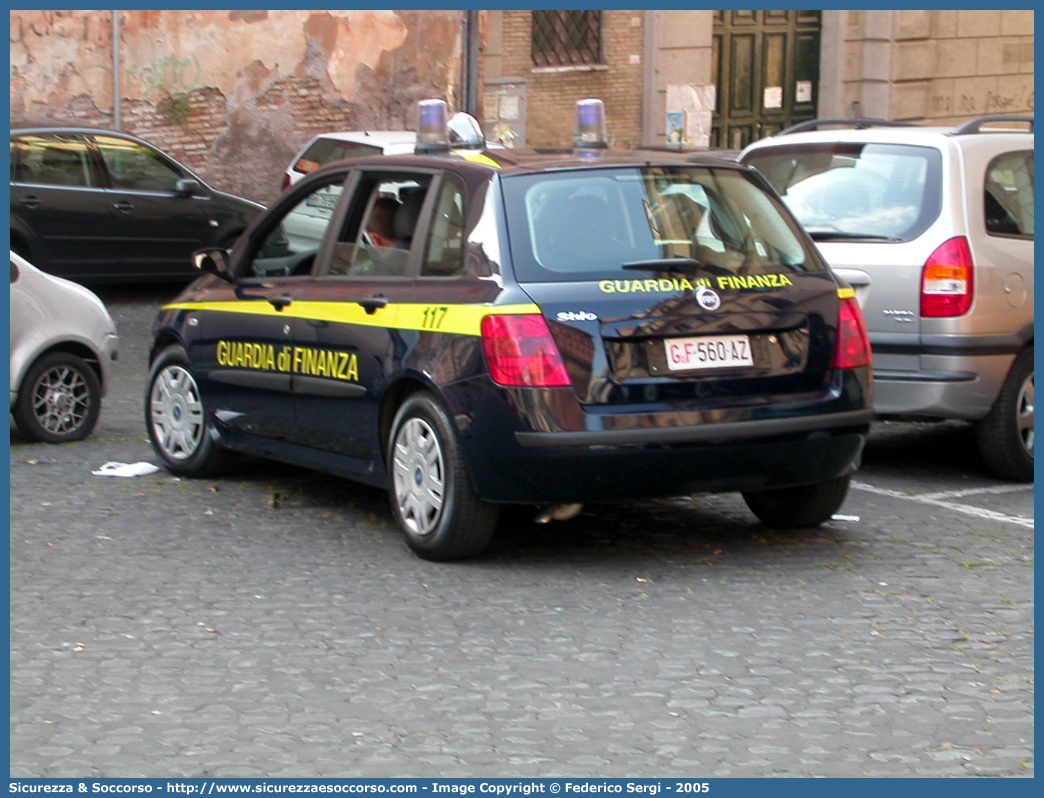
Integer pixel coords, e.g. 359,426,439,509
481,314,571,387
833,296,872,370
921,236,974,317
281,174,292,191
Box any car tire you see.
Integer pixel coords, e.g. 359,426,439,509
387,392,499,561
14,352,101,443
146,345,230,477
975,346,1034,482
742,475,851,529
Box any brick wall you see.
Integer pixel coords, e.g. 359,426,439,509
484,11,646,149
10,10,462,205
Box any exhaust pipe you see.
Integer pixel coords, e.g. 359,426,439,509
534,503,584,524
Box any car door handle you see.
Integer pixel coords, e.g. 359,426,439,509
358,295,388,315
268,294,293,311
20,196,42,210
112,200,135,213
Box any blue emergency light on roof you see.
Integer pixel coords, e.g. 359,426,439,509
416,99,450,153
574,98,608,153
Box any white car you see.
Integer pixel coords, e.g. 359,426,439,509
282,131,418,190
10,251,119,442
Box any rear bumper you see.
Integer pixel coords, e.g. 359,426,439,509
473,427,868,504
515,410,871,448
873,351,1016,420
466,402,870,503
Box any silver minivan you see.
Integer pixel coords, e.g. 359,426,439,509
741,116,1033,481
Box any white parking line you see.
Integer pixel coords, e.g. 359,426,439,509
851,480,1035,529
917,484,1032,501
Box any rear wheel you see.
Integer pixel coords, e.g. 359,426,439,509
742,475,851,529
146,345,230,477
387,393,498,561
14,352,101,443
975,346,1034,482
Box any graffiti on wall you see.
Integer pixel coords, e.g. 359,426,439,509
129,54,202,98
929,86,1034,116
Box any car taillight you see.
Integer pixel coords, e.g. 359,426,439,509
921,236,974,317
832,295,872,370
280,174,291,191
481,314,571,387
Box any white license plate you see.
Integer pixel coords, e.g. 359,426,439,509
306,192,340,210
664,334,753,371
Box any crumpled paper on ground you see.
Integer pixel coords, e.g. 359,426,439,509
92,461,161,478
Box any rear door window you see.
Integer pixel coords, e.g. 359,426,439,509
94,135,185,192
421,173,467,277
984,150,1033,238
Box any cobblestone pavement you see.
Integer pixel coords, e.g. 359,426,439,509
9,286,1034,778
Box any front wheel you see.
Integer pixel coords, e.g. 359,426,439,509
387,393,498,561
742,475,851,529
975,347,1034,482
146,345,230,477
14,352,101,443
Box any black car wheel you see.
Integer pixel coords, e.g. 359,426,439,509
976,346,1034,482
742,475,851,529
14,352,101,443
387,392,498,561
146,345,230,477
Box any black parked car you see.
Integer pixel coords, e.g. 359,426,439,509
10,123,264,283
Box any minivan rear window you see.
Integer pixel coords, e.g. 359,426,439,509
502,166,818,282
744,142,943,242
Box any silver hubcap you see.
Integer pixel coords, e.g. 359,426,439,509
32,364,90,435
1017,369,1034,457
149,365,205,460
392,417,446,537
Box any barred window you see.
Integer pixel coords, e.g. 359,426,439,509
532,10,602,67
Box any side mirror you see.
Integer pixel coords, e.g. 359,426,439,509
192,248,237,284
174,178,200,197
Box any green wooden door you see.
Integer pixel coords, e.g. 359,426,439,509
712,10,821,149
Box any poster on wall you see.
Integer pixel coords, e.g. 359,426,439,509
666,84,715,147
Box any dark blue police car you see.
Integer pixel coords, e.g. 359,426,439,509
146,100,872,561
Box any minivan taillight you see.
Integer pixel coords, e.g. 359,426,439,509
481,314,571,387
280,174,292,191
832,296,872,370
921,236,974,317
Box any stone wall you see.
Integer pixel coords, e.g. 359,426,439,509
842,9,1034,124
10,10,463,204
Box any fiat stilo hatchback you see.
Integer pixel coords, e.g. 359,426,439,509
147,100,872,560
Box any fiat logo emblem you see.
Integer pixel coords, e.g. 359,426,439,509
695,286,721,311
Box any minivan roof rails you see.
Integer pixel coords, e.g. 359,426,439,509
774,118,920,136
951,115,1033,135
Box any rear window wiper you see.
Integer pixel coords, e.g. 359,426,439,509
621,258,705,272
807,231,901,242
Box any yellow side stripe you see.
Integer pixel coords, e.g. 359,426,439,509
164,300,541,337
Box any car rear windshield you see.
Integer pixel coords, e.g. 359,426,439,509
293,139,383,175
502,166,819,282
743,142,943,242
